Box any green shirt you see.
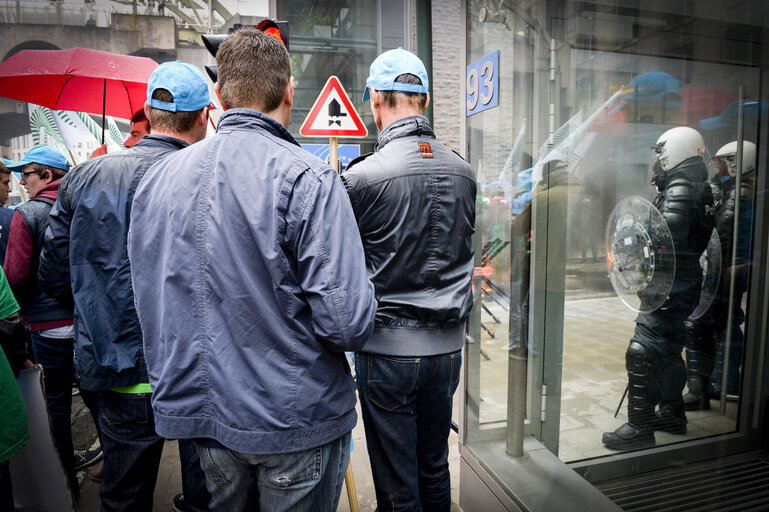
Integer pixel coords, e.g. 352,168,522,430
0,268,19,320
0,268,28,463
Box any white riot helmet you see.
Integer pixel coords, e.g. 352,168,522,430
714,140,756,177
652,126,706,172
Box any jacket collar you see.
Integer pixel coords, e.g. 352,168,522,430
376,115,434,151
133,134,189,151
216,108,300,147
651,156,708,191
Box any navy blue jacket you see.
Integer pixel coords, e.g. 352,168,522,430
128,109,376,455
38,135,188,390
0,206,13,266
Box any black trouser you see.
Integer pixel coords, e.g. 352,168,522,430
627,308,690,426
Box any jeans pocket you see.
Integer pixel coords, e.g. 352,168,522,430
364,354,419,412
100,392,154,441
447,351,462,398
261,447,321,489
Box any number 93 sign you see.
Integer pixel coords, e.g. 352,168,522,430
466,50,499,116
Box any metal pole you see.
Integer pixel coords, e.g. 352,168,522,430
720,85,744,414
506,216,529,458
329,137,339,173
101,78,107,145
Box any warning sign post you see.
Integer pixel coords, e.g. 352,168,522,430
300,76,367,172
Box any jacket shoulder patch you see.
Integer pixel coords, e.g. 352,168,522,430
419,142,434,158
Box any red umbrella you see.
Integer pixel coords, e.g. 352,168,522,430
0,47,158,142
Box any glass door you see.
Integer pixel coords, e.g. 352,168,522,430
463,0,769,485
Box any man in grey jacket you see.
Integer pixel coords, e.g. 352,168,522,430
342,48,476,511
129,29,376,512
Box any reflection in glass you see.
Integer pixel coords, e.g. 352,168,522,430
464,0,760,468
606,195,675,313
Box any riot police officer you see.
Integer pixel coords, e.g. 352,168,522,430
683,141,755,410
603,127,714,449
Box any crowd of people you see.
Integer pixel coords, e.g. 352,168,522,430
0,28,476,512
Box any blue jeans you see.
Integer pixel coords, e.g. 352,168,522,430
29,332,102,496
356,350,462,512
194,432,351,512
99,391,210,512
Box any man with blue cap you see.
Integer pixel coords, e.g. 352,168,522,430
342,48,476,511
38,61,211,512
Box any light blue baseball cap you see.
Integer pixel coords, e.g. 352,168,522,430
5,145,69,172
362,47,429,102
147,60,210,112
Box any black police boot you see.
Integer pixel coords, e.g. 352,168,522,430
683,375,710,411
603,342,657,450
683,347,713,411
602,422,655,450
654,407,687,434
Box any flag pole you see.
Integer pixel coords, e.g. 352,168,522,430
101,78,106,145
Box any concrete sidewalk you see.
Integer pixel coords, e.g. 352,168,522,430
73,396,461,511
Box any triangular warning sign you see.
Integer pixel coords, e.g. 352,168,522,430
300,76,368,138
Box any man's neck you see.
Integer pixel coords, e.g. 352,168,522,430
379,109,422,132
149,129,196,146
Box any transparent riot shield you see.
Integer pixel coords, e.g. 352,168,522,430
605,196,675,312
690,229,722,319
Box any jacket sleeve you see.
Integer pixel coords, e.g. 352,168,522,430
660,180,696,244
38,193,73,304
3,211,35,305
290,168,377,352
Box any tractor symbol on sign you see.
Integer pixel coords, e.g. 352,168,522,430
328,98,347,126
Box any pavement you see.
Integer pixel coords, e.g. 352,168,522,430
71,394,462,512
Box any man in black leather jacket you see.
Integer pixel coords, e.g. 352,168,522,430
342,48,476,510
604,126,714,450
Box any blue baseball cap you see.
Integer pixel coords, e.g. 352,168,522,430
362,48,429,102
700,100,764,131
147,60,210,112
5,145,69,172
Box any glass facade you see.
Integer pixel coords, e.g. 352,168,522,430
277,0,379,152
462,0,769,507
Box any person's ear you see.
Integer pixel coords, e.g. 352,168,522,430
423,92,430,113
284,76,294,109
42,169,53,184
143,101,152,129
214,83,228,111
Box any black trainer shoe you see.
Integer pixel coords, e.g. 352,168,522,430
654,410,687,435
602,423,655,450
74,442,102,470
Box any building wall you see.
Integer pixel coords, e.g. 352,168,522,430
431,0,463,153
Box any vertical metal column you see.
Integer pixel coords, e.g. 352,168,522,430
720,86,745,414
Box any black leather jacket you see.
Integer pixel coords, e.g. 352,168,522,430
342,116,477,356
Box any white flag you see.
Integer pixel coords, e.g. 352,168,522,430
51,110,98,149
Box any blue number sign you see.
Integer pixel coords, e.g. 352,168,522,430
466,50,499,117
